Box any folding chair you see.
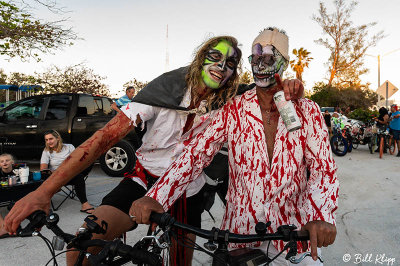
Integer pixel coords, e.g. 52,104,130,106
51,165,93,211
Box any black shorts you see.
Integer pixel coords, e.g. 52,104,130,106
101,178,204,228
392,129,400,140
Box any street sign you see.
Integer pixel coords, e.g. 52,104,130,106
376,81,398,99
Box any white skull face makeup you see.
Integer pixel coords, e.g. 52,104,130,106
249,43,288,88
201,40,238,89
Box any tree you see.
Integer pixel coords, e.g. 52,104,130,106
313,0,384,87
310,82,378,110
348,108,378,123
0,68,7,84
7,71,37,85
121,78,148,97
0,0,77,61
289,47,313,81
36,64,111,96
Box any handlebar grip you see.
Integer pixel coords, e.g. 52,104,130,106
149,212,174,227
18,210,47,237
294,230,309,241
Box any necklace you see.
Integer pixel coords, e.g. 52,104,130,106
265,106,273,125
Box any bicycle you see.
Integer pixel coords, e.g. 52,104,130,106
377,127,391,159
387,131,397,155
366,122,378,154
149,212,323,266
330,123,349,156
17,210,162,266
18,211,323,266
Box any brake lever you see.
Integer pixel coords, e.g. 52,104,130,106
288,252,323,264
139,235,169,249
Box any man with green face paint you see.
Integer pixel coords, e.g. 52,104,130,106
5,34,305,266
201,40,238,89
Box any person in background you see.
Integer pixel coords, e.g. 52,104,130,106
40,130,94,214
332,112,344,135
0,153,16,238
389,104,400,157
111,86,135,112
374,107,390,153
323,110,332,136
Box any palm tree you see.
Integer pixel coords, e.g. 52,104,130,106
290,48,313,82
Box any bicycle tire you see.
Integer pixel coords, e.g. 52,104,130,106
369,134,377,154
352,141,359,149
348,139,353,152
379,136,384,158
388,137,396,155
330,135,348,156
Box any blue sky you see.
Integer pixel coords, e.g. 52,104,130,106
2,0,400,96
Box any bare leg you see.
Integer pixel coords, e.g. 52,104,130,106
80,202,94,213
397,140,400,156
0,215,8,236
169,233,196,266
66,205,135,266
185,233,196,266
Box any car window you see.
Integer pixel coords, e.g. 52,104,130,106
77,95,96,116
93,98,104,116
4,98,45,121
46,95,71,120
102,98,114,115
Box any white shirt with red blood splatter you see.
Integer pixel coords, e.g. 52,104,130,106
121,88,215,197
147,88,339,252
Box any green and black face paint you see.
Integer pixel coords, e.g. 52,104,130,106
201,40,238,89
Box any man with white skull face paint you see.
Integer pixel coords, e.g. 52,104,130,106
5,33,306,266
250,27,289,89
132,27,338,266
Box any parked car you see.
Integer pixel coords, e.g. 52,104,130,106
0,93,141,177
320,107,335,114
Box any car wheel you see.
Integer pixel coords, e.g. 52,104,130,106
100,140,136,177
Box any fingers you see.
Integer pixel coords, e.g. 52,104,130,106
307,225,318,261
274,73,283,90
151,222,158,232
303,221,337,260
275,75,304,101
5,204,27,234
301,240,308,252
129,196,165,225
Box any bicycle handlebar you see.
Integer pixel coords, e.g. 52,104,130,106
19,211,162,266
150,212,309,243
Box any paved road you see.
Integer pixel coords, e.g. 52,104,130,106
0,145,399,265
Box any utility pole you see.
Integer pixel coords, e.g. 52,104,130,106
367,48,400,107
165,24,169,73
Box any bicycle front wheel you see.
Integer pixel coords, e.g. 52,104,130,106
330,135,348,156
369,134,377,154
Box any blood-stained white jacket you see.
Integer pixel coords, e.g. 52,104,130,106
147,88,339,251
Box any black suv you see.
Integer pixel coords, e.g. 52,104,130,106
0,93,140,176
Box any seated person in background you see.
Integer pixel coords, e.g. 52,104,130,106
0,153,15,181
0,153,16,238
40,130,94,214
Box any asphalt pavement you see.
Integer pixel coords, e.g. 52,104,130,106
0,145,399,266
